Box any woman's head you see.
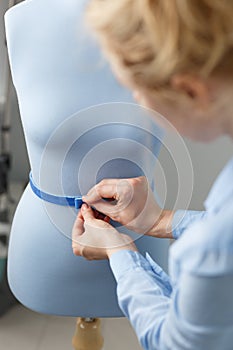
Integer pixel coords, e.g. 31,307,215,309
86,0,233,141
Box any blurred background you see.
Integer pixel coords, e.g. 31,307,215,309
0,0,232,349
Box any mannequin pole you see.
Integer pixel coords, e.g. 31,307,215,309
72,317,104,350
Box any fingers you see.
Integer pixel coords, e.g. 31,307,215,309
72,205,95,246
72,205,112,259
83,184,118,218
72,212,84,234
72,215,85,256
77,209,84,220
83,182,118,203
93,209,110,222
80,203,95,222
83,179,133,218
81,204,111,229
82,176,148,226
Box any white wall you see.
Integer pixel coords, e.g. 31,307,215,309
157,136,233,211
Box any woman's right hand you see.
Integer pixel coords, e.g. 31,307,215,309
82,176,173,238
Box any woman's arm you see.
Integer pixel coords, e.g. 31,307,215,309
72,201,233,350
110,250,233,350
171,210,206,239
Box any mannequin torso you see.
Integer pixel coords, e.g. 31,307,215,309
5,0,168,316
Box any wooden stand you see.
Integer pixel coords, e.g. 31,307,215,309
72,318,104,350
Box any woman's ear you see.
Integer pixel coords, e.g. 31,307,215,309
170,74,211,109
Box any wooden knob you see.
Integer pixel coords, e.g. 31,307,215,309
72,318,104,350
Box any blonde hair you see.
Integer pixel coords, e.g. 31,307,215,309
86,0,233,92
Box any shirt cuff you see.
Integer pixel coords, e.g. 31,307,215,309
109,250,151,282
172,210,206,240
109,250,173,296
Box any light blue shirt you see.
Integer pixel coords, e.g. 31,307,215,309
110,157,233,350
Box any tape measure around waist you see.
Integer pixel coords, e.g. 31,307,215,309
29,172,83,209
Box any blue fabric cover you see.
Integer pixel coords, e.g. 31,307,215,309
4,0,169,316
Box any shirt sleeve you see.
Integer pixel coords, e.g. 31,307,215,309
110,250,172,350
110,248,233,350
172,210,206,239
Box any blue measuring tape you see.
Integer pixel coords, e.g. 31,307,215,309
29,172,83,209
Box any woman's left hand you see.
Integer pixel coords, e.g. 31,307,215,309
72,204,138,260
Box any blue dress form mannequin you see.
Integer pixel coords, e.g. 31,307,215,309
5,0,169,317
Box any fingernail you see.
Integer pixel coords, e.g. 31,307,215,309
82,203,88,211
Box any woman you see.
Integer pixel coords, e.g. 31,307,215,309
72,1,233,349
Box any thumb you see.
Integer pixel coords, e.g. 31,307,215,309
81,204,95,222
